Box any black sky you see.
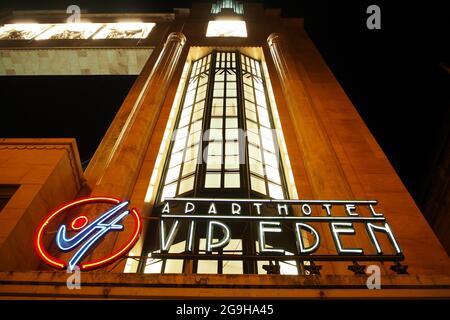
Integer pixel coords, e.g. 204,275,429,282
0,1,448,210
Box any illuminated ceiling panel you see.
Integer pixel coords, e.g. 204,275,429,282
0,24,52,40
206,20,247,38
92,23,156,39
35,23,103,40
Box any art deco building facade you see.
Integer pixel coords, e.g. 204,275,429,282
0,1,449,298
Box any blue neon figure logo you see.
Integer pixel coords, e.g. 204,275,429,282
56,201,130,271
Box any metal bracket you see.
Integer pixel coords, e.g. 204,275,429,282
262,261,280,274
304,261,322,275
348,261,366,275
390,262,408,274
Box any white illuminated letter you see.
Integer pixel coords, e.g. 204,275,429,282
253,203,263,215
366,222,402,254
277,204,289,216
330,222,363,254
232,203,241,215
208,203,217,214
322,204,332,216
162,202,170,214
301,204,312,216
160,220,180,252
369,204,383,216
258,221,284,254
206,221,231,252
186,220,195,252
345,204,359,216
185,202,195,214
295,223,320,254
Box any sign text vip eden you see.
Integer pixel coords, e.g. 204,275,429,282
159,198,402,256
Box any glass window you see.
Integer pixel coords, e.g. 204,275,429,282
251,175,266,195
179,176,195,194
224,173,240,188
143,52,295,275
205,172,221,188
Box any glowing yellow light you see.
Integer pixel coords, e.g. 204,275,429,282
0,24,52,40
93,23,156,39
35,23,103,40
206,20,247,38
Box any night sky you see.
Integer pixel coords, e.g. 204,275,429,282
0,1,448,210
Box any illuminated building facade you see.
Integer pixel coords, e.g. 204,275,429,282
0,1,449,298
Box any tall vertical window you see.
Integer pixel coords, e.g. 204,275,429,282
140,51,298,275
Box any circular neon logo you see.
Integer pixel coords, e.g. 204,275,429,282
35,197,142,271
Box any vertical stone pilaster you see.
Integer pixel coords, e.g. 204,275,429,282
268,33,357,274
86,32,187,265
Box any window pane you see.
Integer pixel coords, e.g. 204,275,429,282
212,107,223,116
179,115,190,128
179,176,195,194
212,98,223,107
210,118,223,128
208,129,223,141
246,109,257,122
262,137,276,153
268,182,284,199
251,175,266,195
187,131,201,146
172,137,187,152
226,118,238,128
266,165,281,184
246,120,258,133
197,260,218,273
169,151,183,168
225,128,239,141
263,151,279,168
248,145,262,161
225,141,239,155
214,82,224,90
223,261,243,274
180,105,192,119
207,155,222,170
245,100,256,112
226,82,237,91
227,74,236,82
184,145,199,161
227,89,237,97
194,101,204,112
205,173,221,188
226,98,237,107
225,155,240,170
207,142,222,156
249,158,264,176
164,260,184,273
256,90,266,107
182,160,197,176
175,126,189,140
226,106,238,116
225,173,240,188
191,120,203,133
162,182,177,199
247,131,260,146
165,165,181,183
192,109,204,122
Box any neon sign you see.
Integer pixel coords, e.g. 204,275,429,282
35,197,141,271
155,198,405,270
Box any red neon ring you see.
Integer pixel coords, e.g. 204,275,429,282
34,196,140,271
